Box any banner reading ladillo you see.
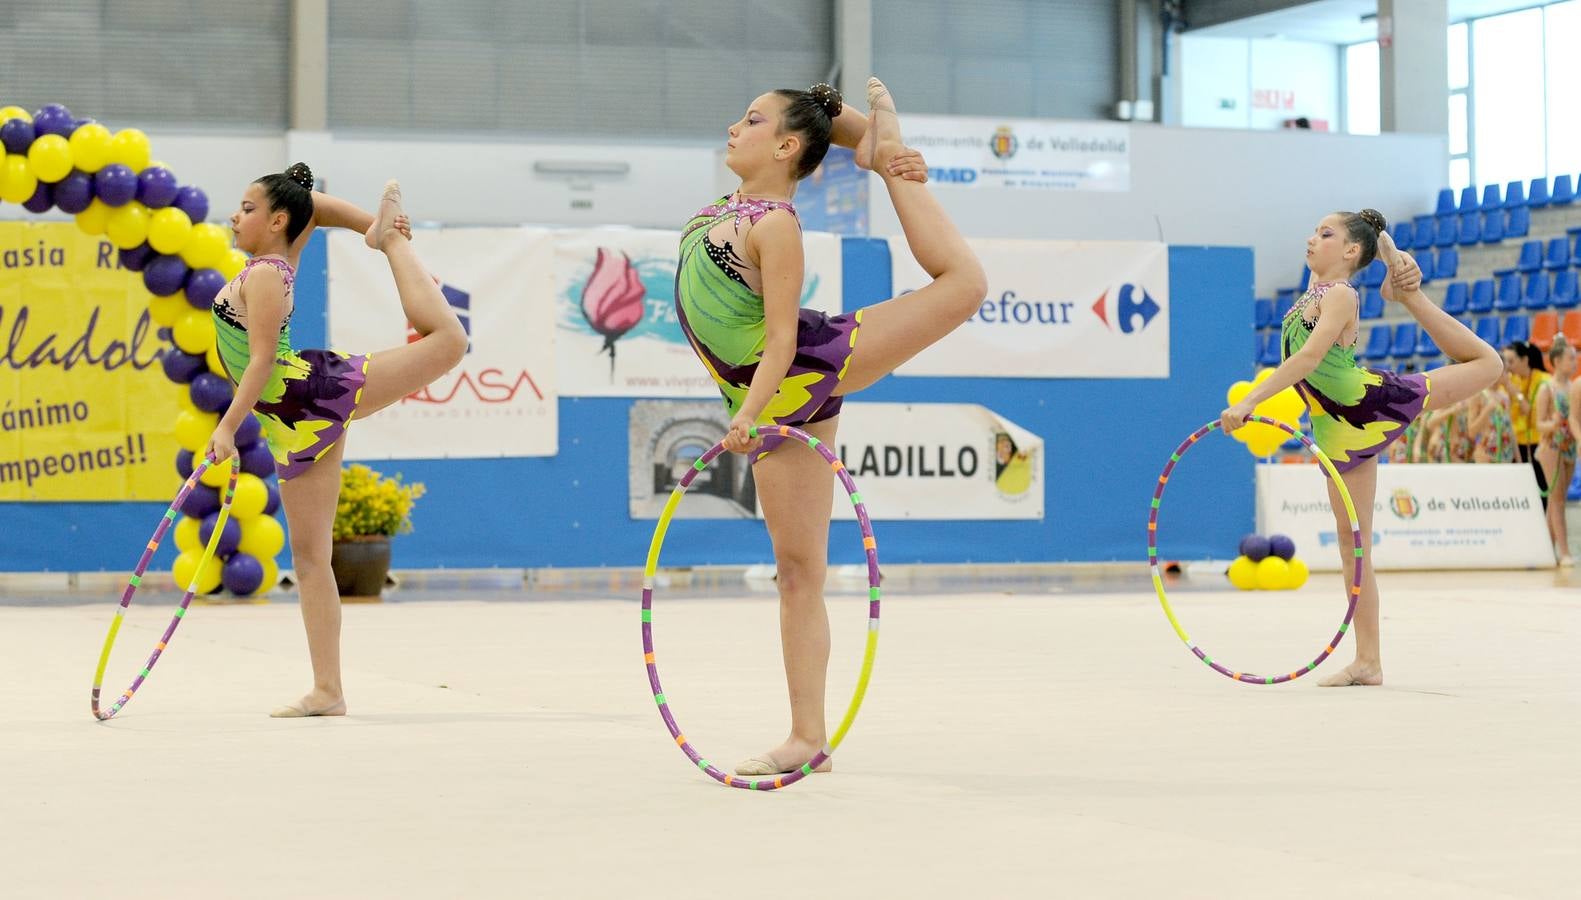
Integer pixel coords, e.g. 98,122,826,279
0,223,180,501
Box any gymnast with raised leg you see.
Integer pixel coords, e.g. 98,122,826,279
1221,211,1501,687
205,165,467,716
675,78,986,775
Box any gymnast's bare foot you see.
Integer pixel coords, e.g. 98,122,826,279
1317,660,1383,687
733,737,833,776
269,688,347,717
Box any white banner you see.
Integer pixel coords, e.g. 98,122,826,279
903,115,1131,191
821,403,1044,520
327,228,558,459
890,239,1169,378
1257,463,1553,571
554,228,842,397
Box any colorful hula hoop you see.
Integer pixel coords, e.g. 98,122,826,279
641,424,881,790
1148,416,1365,684
91,455,240,720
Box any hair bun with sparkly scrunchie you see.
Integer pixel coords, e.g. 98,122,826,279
808,83,842,119
285,162,314,192
1358,208,1387,234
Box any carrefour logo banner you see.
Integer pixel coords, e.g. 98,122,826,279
890,238,1169,379
903,115,1130,192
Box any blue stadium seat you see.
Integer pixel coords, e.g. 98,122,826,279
1254,298,1274,330
1458,214,1480,246
1544,237,1570,270
1524,272,1551,310
1435,188,1457,215
1413,215,1437,250
1469,278,1495,313
1480,210,1504,243
1442,281,1469,315
1568,469,1581,502
1390,323,1419,358
1435,216,1458,247
1360,258,1386,288
1570,231,1581,265
1554,174,1575,206
1362,325,1392,361
1528,177,1549,209
1481,184,1501,211
1496,273,1524,311
1258,331,1282,366
1474,316,1501,347
1516,240,1544,273
1415,329,1441,360
1275,291,1295,322
1458,186,1479,213
1392,220,1415,250
1506,205,1530,238
1360,287,1385,319
1501,314,1530,345
1552,270,1579,309
1504,180,1525,208
1298,266,1311,291
1435,247,1459,280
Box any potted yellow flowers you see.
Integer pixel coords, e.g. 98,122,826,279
330,463,426,600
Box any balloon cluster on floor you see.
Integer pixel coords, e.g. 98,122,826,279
2,102,279,596
1227,533,1309,591
1224,369,1307,458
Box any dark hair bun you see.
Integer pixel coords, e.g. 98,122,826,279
285,162,314,192
808,83,842,119
1358,208,1387,234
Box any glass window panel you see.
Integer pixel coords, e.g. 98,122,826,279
1449,93,1469,155
1450,157,1471,191
1471,8,1545,189
1345,41,1380,136
1546,1,1581,177
1448,22,1469,90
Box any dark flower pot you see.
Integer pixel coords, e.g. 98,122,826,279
331,535,391,600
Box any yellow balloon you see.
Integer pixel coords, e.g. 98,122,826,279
206,340,226,376
173,308,216,355
68,122,113,173
173,409,219,454
1252,367,1275,385
106,202,151,250
107,128,152,172
0,106,32,123
1227,555,1259,590
200,458,231,488
238,515,286,559
173,515,202,554
148,207,194,255
180,223,231,270
1255,556,1291,591
0,154,37,203
219,248,248,281
75,199,110,236
173,550,223,594
25,134,72,183
230,474,269,520
148,291,189,328
1226,380,1253,406
252,557,280,596
1285,557,1310,590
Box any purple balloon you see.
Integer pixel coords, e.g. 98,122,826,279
136,166,179,208
199,512,243,558
1239,534,1271,562
157,326,173,341
0,118,35,155
262,480,281,515
22,182,53,214
222,553,265,595
235,414,262,448
53,171,94,214
31,104,73,137
176,448,195,479
184,269,225,309
240,442,275,479
189,372,234,413
160,348,207,384
143,254,190,296
173,186,209,223
94,164,137,207
1268,534,1296,561
181,483,221,518
119,243,155,272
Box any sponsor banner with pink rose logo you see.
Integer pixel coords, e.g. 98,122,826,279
890,238,1168,378
554,227,842,398
327,228,557,459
